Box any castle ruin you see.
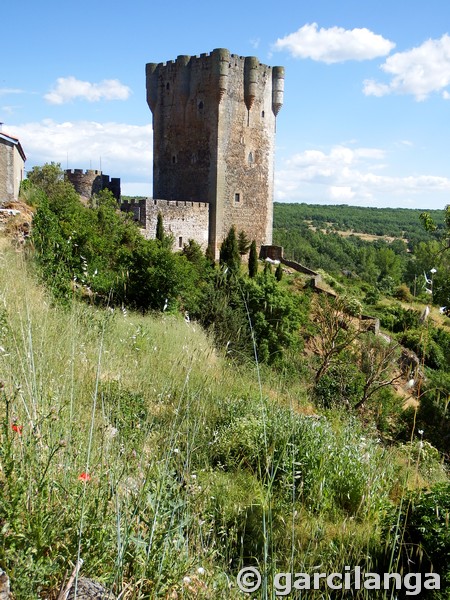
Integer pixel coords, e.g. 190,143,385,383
122,48,284,257
66,169,121,202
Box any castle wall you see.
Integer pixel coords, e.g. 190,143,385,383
146,49,283,258
121,198,209,252
65,169,121,201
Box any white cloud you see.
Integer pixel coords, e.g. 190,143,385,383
363,34,450,100
44,77,131,104
8,120,152,190
275,144,450,207
0,88,24,96
273,23,395,64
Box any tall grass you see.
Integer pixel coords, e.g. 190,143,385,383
0,245,447,599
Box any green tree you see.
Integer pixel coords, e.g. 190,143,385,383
275,262,283,282
219,226,241,273
238,230,251,256
156,212,164,242
248,240,258,278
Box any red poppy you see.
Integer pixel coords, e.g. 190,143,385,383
78,472,91,482
11,424,23,434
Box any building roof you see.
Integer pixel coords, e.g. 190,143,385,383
0,132,26,162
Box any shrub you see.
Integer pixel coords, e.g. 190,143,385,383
394,283,413,302
383,483,450,595
314,360,365,409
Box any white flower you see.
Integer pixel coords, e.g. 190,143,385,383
107,426,118,439
183,577,191,585
197,567,205,575
418,429,424,436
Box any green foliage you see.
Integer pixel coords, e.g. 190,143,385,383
383,483,450,593
124,239,200,313
275,262,283,281
314,359,365,408
393,283,413,302
209,400,391,517
219,225,241,273
377,304,421,333
272,203,447,288
396,328,446,370
156,211,164,242
401,370,450,458
364,286,380,305
237,230,251,256
243,272,305,364
248,240,258,278
29,163,202,313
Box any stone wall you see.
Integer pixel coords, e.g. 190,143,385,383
121,198,209,252
65,169,121,201
0,138,25,204
146,49,283,258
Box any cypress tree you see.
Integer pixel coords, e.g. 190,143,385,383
275,262,283,281
248,240,258,278
219,226,241,273
156,212,164,242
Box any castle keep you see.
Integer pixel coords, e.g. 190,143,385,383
129,48,283,256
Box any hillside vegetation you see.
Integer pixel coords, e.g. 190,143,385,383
0,168,449,599
273,204,450,307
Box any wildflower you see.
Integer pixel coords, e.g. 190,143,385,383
418,429,424,436
106,425,118,439
197,567,205,575
183,577,191,585
78,472,91,482
11,424,23,434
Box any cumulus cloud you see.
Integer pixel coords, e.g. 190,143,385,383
44,77,131,104
9,119,152,192
363,34,450,100
275,145,450,207
273,23,395,63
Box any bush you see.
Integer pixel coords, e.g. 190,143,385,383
394,283,413,302
383,483,450,596
314,360,365,409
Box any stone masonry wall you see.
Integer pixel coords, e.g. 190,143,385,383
121,198,209,252
145,199,209,251
0,140,16,203
65,169,121,201
146,49,284,258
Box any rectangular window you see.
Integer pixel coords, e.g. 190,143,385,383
234,193,240,203
178,236,183,248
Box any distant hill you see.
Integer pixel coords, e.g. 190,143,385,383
272,203,445,279
273,203,445,241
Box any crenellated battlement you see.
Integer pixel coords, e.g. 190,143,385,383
151,199,209,209
65,169,121,201
146,48,284,258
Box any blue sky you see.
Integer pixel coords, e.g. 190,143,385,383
3,0,450,209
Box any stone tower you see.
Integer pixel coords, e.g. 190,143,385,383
146,48,284,257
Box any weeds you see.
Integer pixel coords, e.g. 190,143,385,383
0,246,448,599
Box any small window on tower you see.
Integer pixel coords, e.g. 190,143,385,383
172,155,177,164
248,152,254,165
198,100,204,110
261,110,265,118
166,82,170,90
178,236,183,248
234,193,240,203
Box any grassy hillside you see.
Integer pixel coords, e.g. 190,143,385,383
0,238,448,598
